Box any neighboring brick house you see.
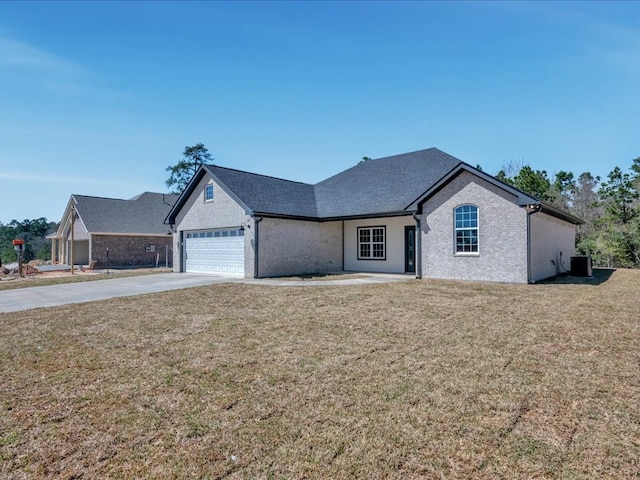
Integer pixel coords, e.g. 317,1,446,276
51,192,177,268
165,148,583,283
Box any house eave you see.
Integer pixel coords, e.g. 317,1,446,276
538,203,584,225
55,196,77,237
322,210,416,222
164,169,206,225
90,232,174,237
250,210,415,223
250,212,321,222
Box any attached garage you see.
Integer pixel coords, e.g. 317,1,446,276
184,229,245,276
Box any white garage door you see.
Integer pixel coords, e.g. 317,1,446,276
184,229,245,276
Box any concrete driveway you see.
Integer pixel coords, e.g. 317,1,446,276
0,273,236,313
0,272,411,313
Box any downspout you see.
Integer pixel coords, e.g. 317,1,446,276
70,205,75,275
525,204,541,283
179,230,184,272
341,220,345,272
412,213,422,279
253,215,263,278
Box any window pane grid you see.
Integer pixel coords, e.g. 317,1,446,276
455,205,479,253
358,226,386,260
204,184,214,201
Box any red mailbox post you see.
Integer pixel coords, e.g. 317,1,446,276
12,239,25,277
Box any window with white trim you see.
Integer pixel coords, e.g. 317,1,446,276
455,205,479,253
204,184,214,202
358,226,386,260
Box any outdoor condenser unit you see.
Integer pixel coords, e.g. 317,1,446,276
570,256,593,277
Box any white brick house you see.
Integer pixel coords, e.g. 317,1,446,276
165,148,582,283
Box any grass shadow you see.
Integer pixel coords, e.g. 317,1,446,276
539,268,615,286
272,272,368,281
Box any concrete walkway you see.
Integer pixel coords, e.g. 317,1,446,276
0,272,412,313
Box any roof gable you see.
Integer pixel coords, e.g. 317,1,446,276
408,163,539,211
204,165,318,218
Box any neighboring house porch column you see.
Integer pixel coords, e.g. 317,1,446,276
61,239,68,264
48,235,64,263
50,238,56,263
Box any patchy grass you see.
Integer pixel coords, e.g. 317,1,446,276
0,268,172,291
1,270,639,479
274,272,369,281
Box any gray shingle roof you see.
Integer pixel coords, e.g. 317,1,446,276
203,165,318,218
75,192,178,234
204,148,462,218
167,147,582,225
315,148,462,217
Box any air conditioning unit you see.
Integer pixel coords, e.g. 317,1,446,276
570,256,592,277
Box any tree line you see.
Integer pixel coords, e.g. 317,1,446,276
0,218,58,265
169,144,640,269
493,157,640,268
2,145,639,270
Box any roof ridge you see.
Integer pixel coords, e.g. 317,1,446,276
206,164,312,186
372,146,441,161
73,192,171,202
316,147,454,187
73,194,129,202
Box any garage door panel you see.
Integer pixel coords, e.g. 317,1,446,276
185,230,244,276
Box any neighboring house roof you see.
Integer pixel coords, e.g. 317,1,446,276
166,148,583,225
57,192,178,236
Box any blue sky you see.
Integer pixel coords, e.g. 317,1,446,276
1,1,639,223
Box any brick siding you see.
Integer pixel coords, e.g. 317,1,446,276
91,234,173,268
420,171,529,283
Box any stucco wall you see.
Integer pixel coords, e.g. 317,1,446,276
64,240,89,265
257,218,342,277
343,216,415,273
420,171,529,283
529,212,576,282
172,175,250,273
91,234,173,268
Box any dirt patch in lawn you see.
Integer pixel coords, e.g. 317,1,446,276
1,269,638,478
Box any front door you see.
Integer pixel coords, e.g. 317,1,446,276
404,225,416,273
